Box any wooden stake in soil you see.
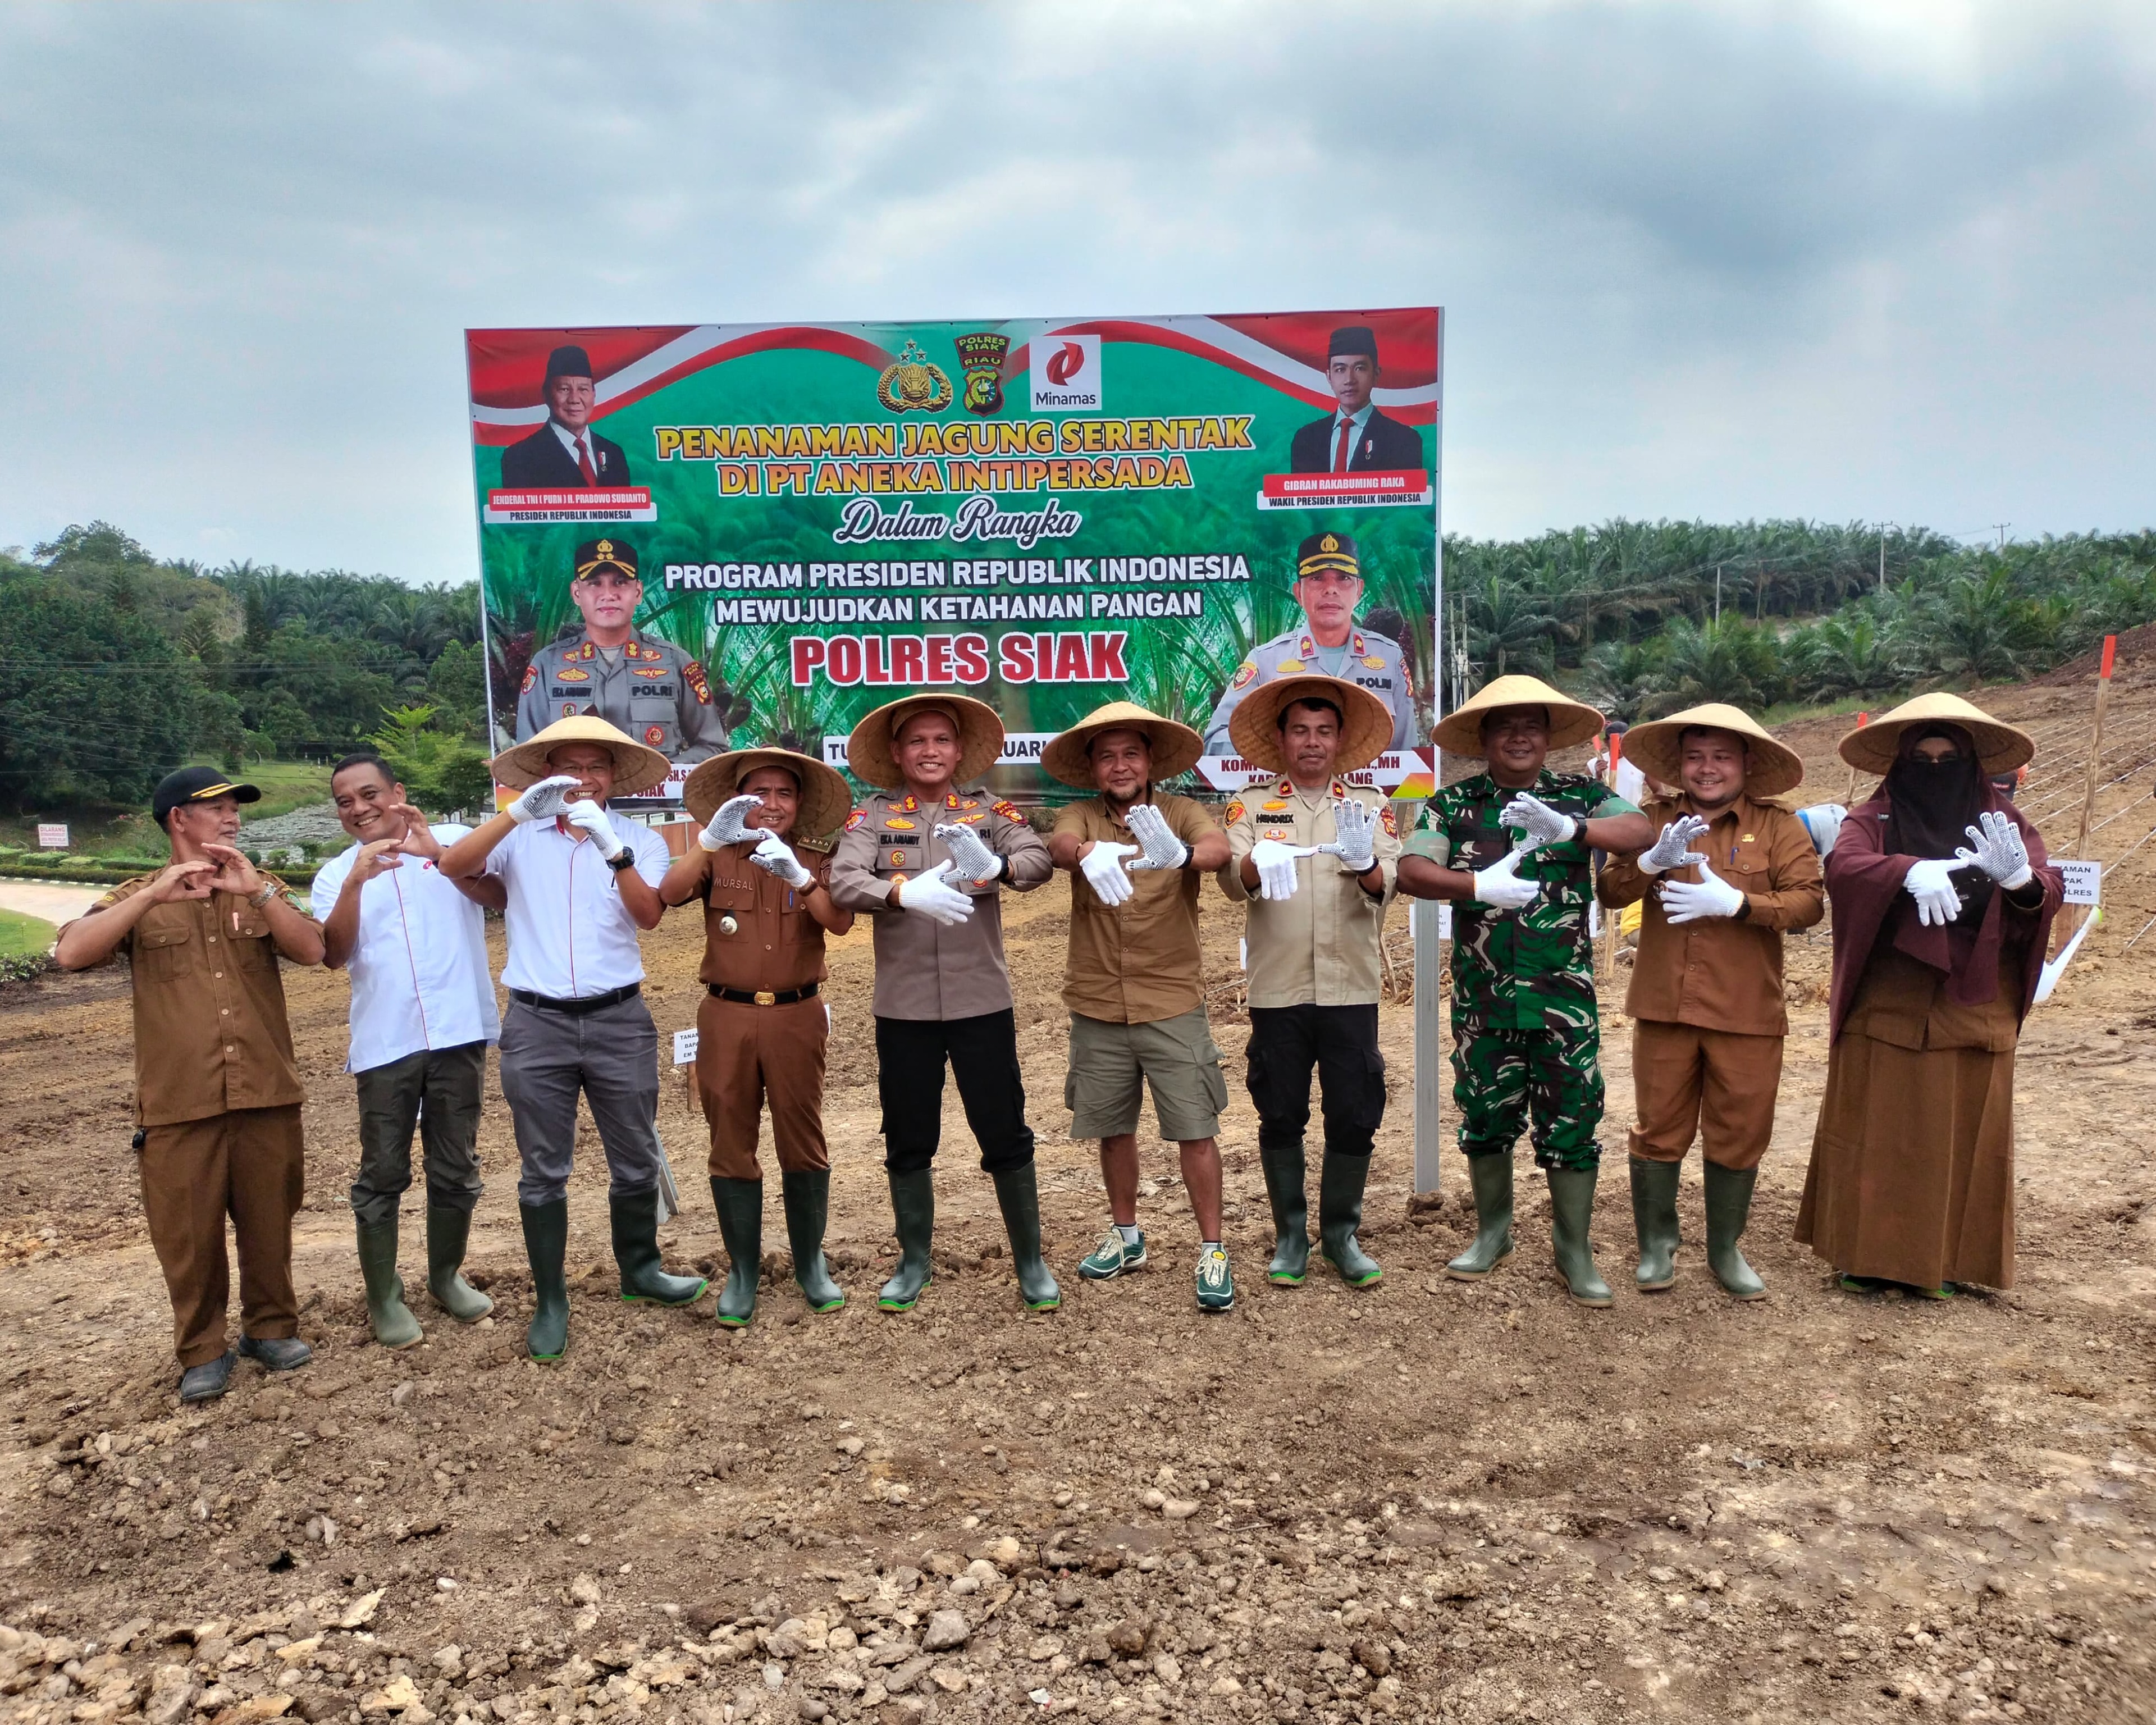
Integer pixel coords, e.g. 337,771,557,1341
2058,634,2117,959
1844,711,1867,805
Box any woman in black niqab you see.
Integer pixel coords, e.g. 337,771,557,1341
1884,722,1994,921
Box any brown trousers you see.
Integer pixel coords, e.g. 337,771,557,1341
139,1103,305,1367
1627,1019,1782,1170
696,994,829,1180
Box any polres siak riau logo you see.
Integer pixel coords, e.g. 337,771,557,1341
952,332,1010,414
1031,332,1102,412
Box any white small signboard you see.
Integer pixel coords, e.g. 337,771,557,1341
36,824,67,850
2058,859,2101,906
672,1028,699,1066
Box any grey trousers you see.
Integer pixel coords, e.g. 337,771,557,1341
498,994,666,1206
351,1041,488,1227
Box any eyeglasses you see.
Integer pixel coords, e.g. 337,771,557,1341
574,574,641,590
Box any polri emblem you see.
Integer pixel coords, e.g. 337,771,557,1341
875,339,953,413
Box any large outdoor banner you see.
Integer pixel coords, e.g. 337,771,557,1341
465,309,1441,803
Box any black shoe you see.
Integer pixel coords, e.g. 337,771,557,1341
236,1335,312,1372
179,1351,235,1402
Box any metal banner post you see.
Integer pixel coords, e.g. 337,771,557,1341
1411,312,1446,1195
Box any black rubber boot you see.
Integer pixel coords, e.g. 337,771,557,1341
990,1164,1062,1311
708,1176,764,1327
879,1169,935,1312
1629,1156,1682,1292
1317,1152,1383,1287
610,1188,710,1307
1445,1152,1515,1280
355,1217,422,1349
782,1169,846,1312
1546,1165,1614,1308
519,1199,570,1362
1257,1138,1310,1285
425,1205,493,1321
1703,1162,1767,1300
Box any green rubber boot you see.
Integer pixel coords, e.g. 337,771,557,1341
519,1199,570,1362
781,1169,846,1312
1445,1152,1514,1280
610,1188,710,1307
878,1169,935,1312
708,1176,763,1327
1629,1156,1682,1293
1546,1165,1614,1308
424,1205,494,1322
1317,1152,1383,1288
991,1164,1062,1311
1257,1138,1311,1285
1702,1162,1767,1300
355,1217,423,1349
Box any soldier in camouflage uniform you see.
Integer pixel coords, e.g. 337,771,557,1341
1397,674,1651,1306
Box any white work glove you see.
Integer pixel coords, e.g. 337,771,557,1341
1472,847,1542,910
934,822,1004,883
1797,803,1847,859
1249,838,1319,901
698,793,763,852
1955,810,2034,890
1498,791,1578,851
563,799,623,860
1660,862,1747,924
1904,856,1970,927
1638,814,1711,876
1318,798,1380,874
1123,804,1190,872
508,774,582,825
895,860,975,926
1080,841,1139,907
748,832,812,890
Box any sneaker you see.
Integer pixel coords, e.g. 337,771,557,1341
1195,1244,1235,1313
1079,1225,1146,1281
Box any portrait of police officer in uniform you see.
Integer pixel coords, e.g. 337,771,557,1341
500,345,634,490
1203,531,1415,756
515,537,730,766
1287,326,1427,475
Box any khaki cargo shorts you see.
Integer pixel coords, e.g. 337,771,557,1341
1065,1006,1229,1142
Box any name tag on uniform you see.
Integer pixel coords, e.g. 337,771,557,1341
629,684,676,699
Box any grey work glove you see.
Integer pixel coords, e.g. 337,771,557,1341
748,832,812,891
508,774,582,825
1317,797,1380,874
1638,814,1711,877
1498,791,1578,851
934,822,1004,883
698,793,763,852
1123,804,1190,872
1955,810,2034,890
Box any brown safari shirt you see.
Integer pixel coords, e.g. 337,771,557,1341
678,842,834,996
77,877,313,1128
1052,791,1221,1025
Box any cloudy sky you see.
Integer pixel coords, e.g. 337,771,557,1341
2,1,2150,583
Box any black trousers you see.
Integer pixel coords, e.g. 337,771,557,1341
1245,1003,1386,1161
876,1010,1036,1175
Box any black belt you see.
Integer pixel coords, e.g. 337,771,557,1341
511,983,641,1015
707,983,819,1007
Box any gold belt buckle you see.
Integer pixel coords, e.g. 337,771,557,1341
754,991,776,1006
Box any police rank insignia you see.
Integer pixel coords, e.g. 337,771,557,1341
684,661,712,704
519,664,537,694
992,800,1022,821
875,340,953,414
952,332,1009,415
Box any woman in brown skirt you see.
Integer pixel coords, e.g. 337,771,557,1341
1797,693,2062,1298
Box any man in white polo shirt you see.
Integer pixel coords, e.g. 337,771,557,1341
314,753,504,1349
440,715,706,1362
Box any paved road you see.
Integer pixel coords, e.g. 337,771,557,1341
0,883,101,928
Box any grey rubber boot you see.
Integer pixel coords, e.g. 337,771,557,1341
878,1169,935,1312
1546,1166,1614,1308
709,1176,764,1327
520,1199,570,1361
1629,1156,1682,1292
1257,1138,1310,1285
781,1169,846,1312
990,1164,1062,1311
1702,1162,1767,1300
1445,1152,1515,1280
355,1217,423,1349
425,1205,493,1321
1317,1152,1383,1288
610,1188,710,1307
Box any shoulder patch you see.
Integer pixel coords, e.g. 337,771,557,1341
520,664,537,694
1224,799,1246,825
844,809,865,833
683,661,712,704
1230,661,1257,691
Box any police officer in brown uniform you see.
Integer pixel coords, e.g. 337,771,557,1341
660,747,856,1327
55,768,327,1402
827,694,1059,1312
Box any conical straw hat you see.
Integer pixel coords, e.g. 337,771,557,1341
1836,692,2034,775
1040,701,1204,789
1621,703,1805,799
490,714,673,797
683,747,853,839
1228,675,1394,776
845,693,1006,791
1432,674,1604,757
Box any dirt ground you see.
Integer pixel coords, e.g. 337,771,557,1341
1,666,2153,1725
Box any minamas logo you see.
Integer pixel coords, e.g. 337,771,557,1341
1031,332,1102,412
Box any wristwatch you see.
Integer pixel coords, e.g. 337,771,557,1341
248,882,278,909
605,847,637,873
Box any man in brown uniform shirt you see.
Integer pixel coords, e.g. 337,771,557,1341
1042,703,1235,1311
828,694,1058,1313
55,768,326,1402
1597,704,1824,1298
661,748,855,1326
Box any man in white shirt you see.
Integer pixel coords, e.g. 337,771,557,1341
314,754,505,1349
440,716,706,1362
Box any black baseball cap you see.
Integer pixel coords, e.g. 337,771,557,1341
152,766,261,828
